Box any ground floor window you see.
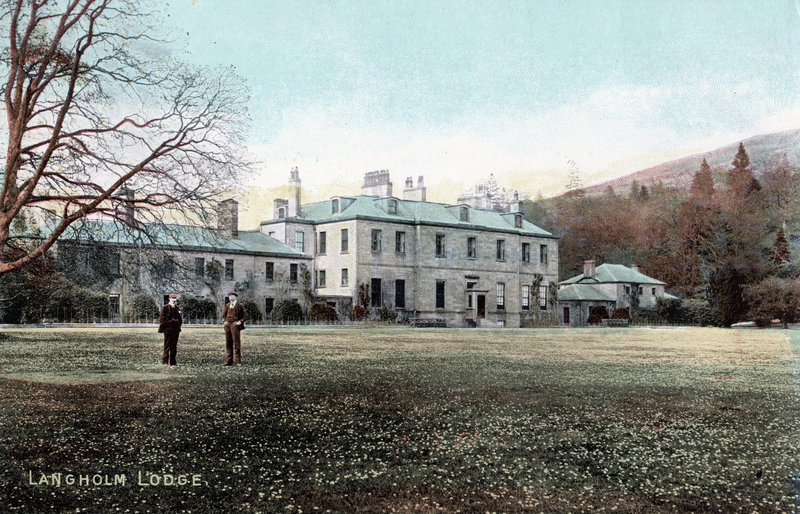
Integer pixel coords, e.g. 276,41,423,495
435,280,445,309
395,279,405,308
265,298,274,316
539,284,548,309
521,285,530,310
109,295,120,315
371,278,382,307
496,283,505,310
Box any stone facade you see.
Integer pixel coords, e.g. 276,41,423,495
261,169,559,327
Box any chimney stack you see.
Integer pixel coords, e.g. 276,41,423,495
217,199,239,239
287,166,301,217
362,170,393,197
583,259,595,279
402,175,427,202
631,263,639,273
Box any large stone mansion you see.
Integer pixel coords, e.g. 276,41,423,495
34,168,559,327
259,168,559,327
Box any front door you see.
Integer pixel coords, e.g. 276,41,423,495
563,307,570,324
477,295,486,319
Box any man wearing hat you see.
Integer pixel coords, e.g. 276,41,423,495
222,291,245,365
158,293,183,367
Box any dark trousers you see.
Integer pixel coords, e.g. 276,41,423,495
162,331,179,365
224,324,242,364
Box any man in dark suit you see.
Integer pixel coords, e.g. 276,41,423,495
222,291,245,366
158,292,182,367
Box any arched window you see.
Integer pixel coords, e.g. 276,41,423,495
278,207,286,219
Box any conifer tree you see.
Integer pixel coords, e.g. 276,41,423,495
690,158,715,202
771,226,790,263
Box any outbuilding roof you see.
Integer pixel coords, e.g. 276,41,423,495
261,195,555,238
560,263,665,286
557,284,617,302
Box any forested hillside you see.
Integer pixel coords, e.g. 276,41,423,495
522,143,800,326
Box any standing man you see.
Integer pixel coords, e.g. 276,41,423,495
222,291,245,366
158,292,182,367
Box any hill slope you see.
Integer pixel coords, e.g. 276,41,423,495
578,128,800,196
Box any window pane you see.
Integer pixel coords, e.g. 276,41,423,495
341,229,348,252
319,232,326,254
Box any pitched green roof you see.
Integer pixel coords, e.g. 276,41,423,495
560,263,665,286
557,284,617,302
22,219,306,258
262,195,555,238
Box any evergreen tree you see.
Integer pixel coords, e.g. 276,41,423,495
727,143,759,202
690,158,715,202
771,226,790,263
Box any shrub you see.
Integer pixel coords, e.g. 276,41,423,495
587,305,609,324
308,302,337,323
379,304,395,322
270,300,304,324
744,277,800,327
240,298,262,324
181,296,217,321
130,293,159,321
683,297,718,326
655,297,684,324
352,304,369,321
611,307,630,319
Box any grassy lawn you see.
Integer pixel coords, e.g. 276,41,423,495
1,326,798,512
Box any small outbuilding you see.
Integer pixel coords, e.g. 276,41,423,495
558,260,672,325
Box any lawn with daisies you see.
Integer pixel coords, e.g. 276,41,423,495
1,326,799,512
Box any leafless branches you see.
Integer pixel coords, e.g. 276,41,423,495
1,0,253,274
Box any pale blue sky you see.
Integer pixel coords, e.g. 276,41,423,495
166,1,800,219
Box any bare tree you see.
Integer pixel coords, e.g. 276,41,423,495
0,0,252,275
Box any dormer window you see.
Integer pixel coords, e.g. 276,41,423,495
278,207,286,219
459,206,469,222
332,199,339,214
514,213,523,228
388,199,398,214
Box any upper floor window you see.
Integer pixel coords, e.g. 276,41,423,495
278,207,286,219
195,257,205,278
388,199,398,214
225,259,234,280
265,261,274,281
371,229,382,252
652,287,656,295
341,229,349,253
496,240,506,261
332,199,339,214
522,242,530,263
467,237,477,259
318,231,327,254
435,233,446,257
514,213,523,228
395,231,406,254
540,244,548,264
295,231,304,253
459,206,469,221
290,263,298,283
318,270,326,288
341,268,349,287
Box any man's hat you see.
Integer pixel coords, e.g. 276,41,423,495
168,292,178,298
227,291,238,296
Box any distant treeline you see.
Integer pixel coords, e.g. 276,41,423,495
522,143,800,326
